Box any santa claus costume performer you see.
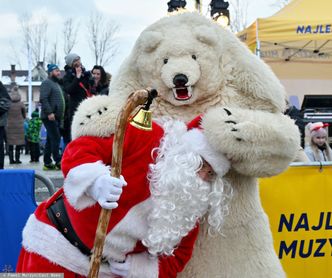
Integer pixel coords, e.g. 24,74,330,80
17,116,232,278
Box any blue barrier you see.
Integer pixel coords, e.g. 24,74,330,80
0,170,37,272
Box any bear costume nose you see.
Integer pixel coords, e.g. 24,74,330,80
173,74,188,87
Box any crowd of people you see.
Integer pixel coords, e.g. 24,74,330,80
0,53,111,170
0,54,331,170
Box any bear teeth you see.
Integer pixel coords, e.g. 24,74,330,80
172,86,193,101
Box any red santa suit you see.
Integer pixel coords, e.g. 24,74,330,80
17,122,199,278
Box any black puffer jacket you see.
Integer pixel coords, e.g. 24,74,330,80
63,66,94,122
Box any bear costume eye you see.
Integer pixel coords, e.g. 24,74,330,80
192,54,197,60
163,58,168,64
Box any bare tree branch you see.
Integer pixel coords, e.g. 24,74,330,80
87,12,119,66
48,36,60,65
20,14,48,66
229,0,249,33
8,41,23,69
63,18,79,55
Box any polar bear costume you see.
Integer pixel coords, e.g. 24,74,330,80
72,13,300,278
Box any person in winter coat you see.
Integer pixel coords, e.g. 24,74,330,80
27,109,42,163
305,122,332,162
0,81,11,169
40,64,65,170
91,65,110,96
6,86,26,164
63,53,94,123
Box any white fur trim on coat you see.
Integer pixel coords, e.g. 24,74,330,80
182,128,230,177
71,95,122,140
104,199,152,261
127,252,159,278
22,214,111,277
63,161,110,211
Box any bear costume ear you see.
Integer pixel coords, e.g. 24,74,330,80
220,29,286,112
139,31,163,53
194,26,218,46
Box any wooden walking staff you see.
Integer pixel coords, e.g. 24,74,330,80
87,88,158,278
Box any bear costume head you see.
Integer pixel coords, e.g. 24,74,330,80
72,12,287,139
124,13,285,113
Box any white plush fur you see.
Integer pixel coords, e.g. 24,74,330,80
70,12,301,278
127,252,158,278
182,128,230,177
202,107,300,177
22,214,111,277
104,199,151,262
71,95,119,139
178,174,285,278
63,161,110,210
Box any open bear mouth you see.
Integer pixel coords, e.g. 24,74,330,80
172,86,193,101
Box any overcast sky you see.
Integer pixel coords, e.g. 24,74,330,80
0,0,280,75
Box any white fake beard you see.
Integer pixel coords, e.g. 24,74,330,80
142,121,232,256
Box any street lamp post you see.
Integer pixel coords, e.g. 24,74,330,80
195,0,202,13
166,0,230,27
167,0,187,13
209,0,230,27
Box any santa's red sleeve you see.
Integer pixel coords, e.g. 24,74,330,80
61,135,114,176
61,136,115,211
127,225,199,278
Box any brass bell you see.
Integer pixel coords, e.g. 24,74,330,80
130,108,153,131
129,89,158,131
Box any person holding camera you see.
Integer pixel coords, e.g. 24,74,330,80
63,53,95,124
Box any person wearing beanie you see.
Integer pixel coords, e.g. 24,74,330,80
39,63,65,170
17,116,232,277
47,63,59,73
27,109,42,163
63,53,95,132
64,53,80,68
304,122,332,162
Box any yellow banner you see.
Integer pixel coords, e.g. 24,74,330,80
260,165,332,278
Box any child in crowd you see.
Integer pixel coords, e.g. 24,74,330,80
304,122,332,162
27,109,42,163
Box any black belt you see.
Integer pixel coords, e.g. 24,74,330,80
47,194,92,257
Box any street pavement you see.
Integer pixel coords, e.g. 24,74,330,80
3,154,64,203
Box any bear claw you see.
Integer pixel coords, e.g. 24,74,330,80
223,108,232,116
